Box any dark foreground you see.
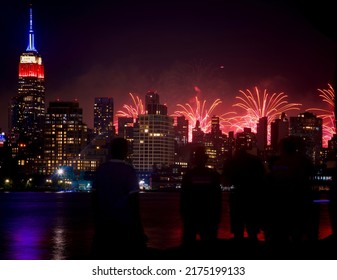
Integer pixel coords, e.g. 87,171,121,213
84,235,337,260
0,191,335,260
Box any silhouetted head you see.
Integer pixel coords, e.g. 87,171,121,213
110,137,128,160
234,149,248,157
192,146,208,167
279,135,304,155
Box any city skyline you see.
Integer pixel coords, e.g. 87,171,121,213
1,0,336,131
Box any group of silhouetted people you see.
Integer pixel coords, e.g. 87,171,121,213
90,136,335,259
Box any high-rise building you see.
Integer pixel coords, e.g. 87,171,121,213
289,112,322,165
145,91,167,115
118,117,134,140
270,112,289,151
10,6,45,141
192,120,204,144
133,92,174,175
174,116,189,146
235,127,257,153
204,116,227,170
226,131,235,158
327,134,337,164
44,101,87,175
93,97,114,141
328,134,337,151
9,5,45,173
117,116,135,158
256,116,268,152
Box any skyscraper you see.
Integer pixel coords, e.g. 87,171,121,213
192,120,204,144
93,97,114,141
9,5,45,173
270,112,289,152
44,101,87,175
235,127,257,153
290,112,323,165
174,116,189,146
133,92,174,175
10,5,45,141
145,91,167,115
117,117,134,140
256,116,268,152
204,116,227,170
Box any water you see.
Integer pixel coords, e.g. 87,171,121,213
0,191,333,260
0,192,94,260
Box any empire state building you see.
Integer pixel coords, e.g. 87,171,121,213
9,5,45,172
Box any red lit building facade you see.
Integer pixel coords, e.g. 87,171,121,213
9,6,45,174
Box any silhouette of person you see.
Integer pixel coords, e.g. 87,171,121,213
91,137,147,259
265,136,317,245
180,146,222,249
222,148,266,242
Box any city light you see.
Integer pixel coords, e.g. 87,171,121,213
56,168,64,176
0,132,5,147
2,1,336,197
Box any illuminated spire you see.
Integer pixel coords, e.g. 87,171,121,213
26,3,37,52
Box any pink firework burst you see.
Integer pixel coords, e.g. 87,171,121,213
116,92,145,122
172,96,236,141
306,83,335,147
232,86,302,142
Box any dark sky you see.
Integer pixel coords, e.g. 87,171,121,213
1,0,336,130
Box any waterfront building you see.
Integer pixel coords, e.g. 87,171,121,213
73,133,110,173
133,92,175,180
44,101,87,175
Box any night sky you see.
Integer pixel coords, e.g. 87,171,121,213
1,0,336,131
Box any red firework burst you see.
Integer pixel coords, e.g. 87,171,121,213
306,84,335,147
232,86,302,142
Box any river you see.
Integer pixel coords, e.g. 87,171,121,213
0,191,332,260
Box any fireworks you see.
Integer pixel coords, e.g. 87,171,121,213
172,96,236,141
115,92,145,121
113,86,336,150
232,87,302,141
306,84,335,147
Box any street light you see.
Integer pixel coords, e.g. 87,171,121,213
57,168,64,176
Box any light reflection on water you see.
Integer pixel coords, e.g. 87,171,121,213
0,192,94,260
0,191,333,259
10,217,45,260
51,223,66,260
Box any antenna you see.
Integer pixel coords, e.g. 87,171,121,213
26,2,37,52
